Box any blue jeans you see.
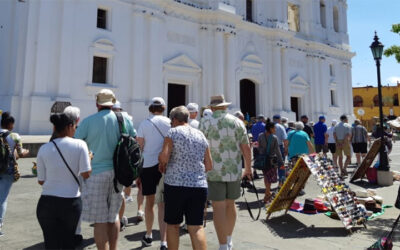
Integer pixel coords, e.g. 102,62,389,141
0,173,14,224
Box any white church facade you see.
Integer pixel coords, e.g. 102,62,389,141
0,0,353,134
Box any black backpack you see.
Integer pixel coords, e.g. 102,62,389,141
0,131,11,174
113,112,143,193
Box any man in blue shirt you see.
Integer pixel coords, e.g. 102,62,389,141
251,114,265,142
313,116,328,155
75,89,136,250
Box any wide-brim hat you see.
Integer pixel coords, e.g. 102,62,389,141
209,95,231,107
96,89,116,106
388,117,400,129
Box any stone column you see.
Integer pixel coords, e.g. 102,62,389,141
272,45,283,112
225,31,236,107
148,15,163,98
281,48,291,111
213,26,224,95
131,10,146,101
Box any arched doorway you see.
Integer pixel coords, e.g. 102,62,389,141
240,79,256,119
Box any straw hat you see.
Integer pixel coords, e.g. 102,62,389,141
209,95,231,107
96,89,116,106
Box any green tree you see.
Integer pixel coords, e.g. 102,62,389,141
384,24,400,62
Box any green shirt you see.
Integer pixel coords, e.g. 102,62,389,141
199,110,249,182
75,110,136,175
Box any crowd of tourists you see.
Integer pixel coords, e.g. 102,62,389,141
0,88,387,250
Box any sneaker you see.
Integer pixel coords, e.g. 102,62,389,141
120,216,128,231
137,211,144,222
160,246,168,250
125,195,134,203
142,235,153,246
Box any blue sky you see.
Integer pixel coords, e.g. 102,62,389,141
348,0,400,86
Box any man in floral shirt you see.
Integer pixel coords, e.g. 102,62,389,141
199,95,252,250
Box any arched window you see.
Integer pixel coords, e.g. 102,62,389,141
353,96,363,107
320,1,326,28
246,0,253,22
373,95,380,107
394,94,399,106
333,6,339,32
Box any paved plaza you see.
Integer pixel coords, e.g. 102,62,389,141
1,143,400,250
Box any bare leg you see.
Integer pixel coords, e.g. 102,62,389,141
145,195,155,235
124,186,131,196
188,225,207,250
361,153,367,161
356,153,361,166
167,224,180,250
107,221,120,250
225,200,237,238
137,186,144,212
211,200,227,244
333,153,338,167
158,202,167,243
338,155,344,172
94,223,109,250
119,198,125,220
344,155,351,171
263,177,271,202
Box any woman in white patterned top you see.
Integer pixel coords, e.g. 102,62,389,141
159,106,212,250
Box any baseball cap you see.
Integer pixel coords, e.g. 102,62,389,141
150,97,166,106
273,114,281,120
319,115,326,120
257,114,265,119
187,103,199,113
332,119,337,125
96,89,116,106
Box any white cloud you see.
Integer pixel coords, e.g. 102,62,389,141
387,76,400,85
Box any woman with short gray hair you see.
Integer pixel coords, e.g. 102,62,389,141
159,106,212,250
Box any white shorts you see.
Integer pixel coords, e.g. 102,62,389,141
81,170,123,223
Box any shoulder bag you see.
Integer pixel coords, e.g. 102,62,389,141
147,118,165,138
253,133,274,171
52,140,80,188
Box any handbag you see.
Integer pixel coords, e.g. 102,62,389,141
368,213,399,250
13,162,20,182
51,141,80,189
253,134,274,171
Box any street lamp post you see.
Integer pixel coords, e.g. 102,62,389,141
370,31,389,171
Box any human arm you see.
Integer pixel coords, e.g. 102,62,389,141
204,147,212,172
137,137,144,151
36,147,46,185
307,141,315,154
158,137,173,174
79,140,92,179
240,143,252,179
273,137,284,166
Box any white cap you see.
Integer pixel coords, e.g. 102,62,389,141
113,101,122,110
187,103,199,113
203,109,212,118
332,119,337,126
150,97,166,106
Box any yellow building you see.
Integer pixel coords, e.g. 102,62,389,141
353,84,400,130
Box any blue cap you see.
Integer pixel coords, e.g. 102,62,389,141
273,114,281,119
319,115,326,120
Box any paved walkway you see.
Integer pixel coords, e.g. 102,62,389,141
1,145,400,249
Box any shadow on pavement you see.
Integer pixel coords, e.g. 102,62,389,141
23,237,94,250
351,180,380,189
262,214,350,238
360,217,400,245
21,174,37,179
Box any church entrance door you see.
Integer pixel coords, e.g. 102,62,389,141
291,97,299,121
168,83,186,116
240,79,256,119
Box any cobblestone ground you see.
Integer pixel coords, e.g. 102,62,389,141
1,144,400,250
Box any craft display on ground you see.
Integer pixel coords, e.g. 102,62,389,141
267,155,367,230
351,138,381,183
266,157,311,219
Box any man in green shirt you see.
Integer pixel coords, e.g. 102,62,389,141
200,95,252,250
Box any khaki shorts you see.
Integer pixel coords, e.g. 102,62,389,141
207,180,241,201
155,174,165,204
336,140,351,157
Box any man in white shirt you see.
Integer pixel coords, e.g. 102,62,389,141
187,103,199,129
136,97,170,250
326,120,338,167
